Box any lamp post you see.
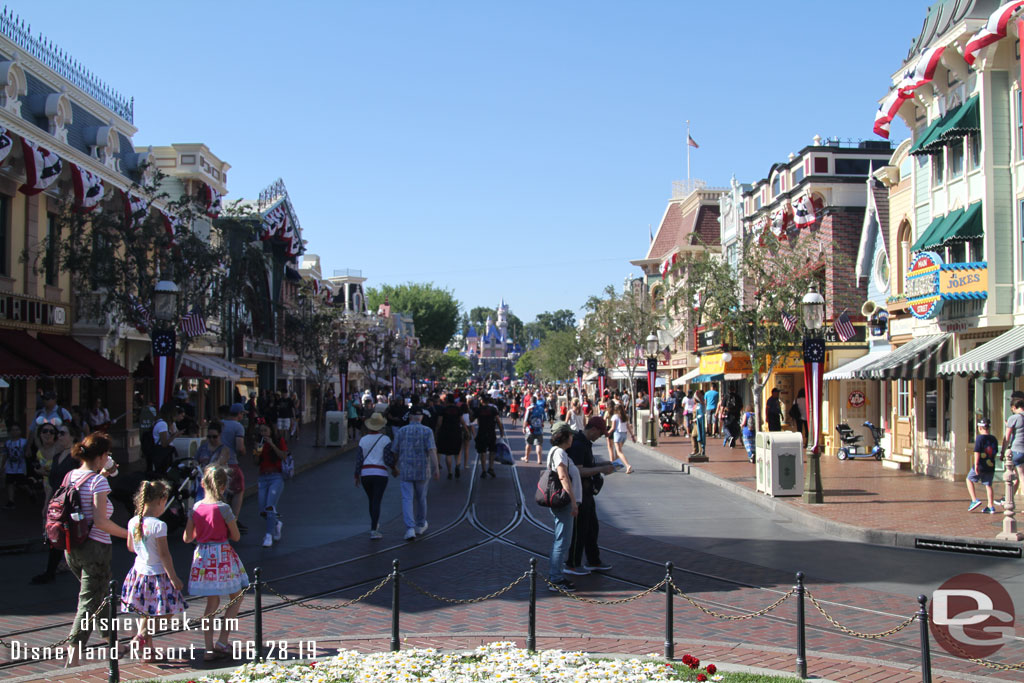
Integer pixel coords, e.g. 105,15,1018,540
151,279,180,409
391,350,399,398
410,359,417,392
575,355,584,401
645,331,659,447
801,283,826,504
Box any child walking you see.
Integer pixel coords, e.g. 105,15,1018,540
121,480,187,662
183,466,248,661
2,423,29,509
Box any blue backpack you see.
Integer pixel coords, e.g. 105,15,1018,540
528,408,544,435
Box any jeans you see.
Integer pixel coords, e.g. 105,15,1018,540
65,539,112,646
400,479,429,530
361,475,388,530
258,472,285,537
549,504,574,582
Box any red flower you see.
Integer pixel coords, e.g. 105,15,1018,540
697,675,707,682
706,663,717,675
681,654,695,666
689,656,700,669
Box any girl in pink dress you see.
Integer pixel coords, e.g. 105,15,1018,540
183,466,248,661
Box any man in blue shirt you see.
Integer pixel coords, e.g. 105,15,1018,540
703,387,720,437
393,406,439,540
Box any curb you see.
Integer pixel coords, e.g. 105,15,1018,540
632,441,1024,555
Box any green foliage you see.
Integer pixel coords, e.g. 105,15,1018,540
467,306,496,331
536,329,583,380
535,309,576,333
446,365,469,384
515,349,540,379
582,284,658,391
365,282,461,349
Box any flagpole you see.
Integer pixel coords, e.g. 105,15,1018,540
686,120,691,180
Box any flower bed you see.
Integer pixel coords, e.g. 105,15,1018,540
185,641,798,683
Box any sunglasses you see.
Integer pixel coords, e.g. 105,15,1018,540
39,429,56,436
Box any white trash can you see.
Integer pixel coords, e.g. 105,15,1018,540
755,431,803,497
324,411,347,446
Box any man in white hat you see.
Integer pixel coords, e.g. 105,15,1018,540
392,406,439,540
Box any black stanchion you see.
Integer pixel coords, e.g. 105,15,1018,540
527,558,537,652
254,568,264,662
795,572,806,680
107,579,119,683
918,594,932,683
664,561,674,661
391,560,400,652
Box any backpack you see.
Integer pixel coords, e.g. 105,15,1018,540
44,471,97,551
535,448,571,508
528,410,544,435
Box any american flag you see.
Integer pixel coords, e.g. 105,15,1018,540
131,295,151,332
180,307,207,338
781,311,798,333
835,310,856,342
687,134,699,149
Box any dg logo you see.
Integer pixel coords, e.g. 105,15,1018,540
930,573,1015,659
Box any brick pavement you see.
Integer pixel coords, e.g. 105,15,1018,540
648,430,1024,545
2,425,1023,682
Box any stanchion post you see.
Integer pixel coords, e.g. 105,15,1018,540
107,579,119,683
663,562,674,660
391,559,401,652
527,558,537,652
795,572,806,680
918,594,932,683
254,568,264,661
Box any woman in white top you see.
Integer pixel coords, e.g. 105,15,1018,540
567,398,586,432
546,424,580,592
353,412,393,539
88,397,111,432
610,404,635,474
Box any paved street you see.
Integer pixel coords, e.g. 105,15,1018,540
0,421,1022,682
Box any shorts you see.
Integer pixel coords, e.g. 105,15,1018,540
1012,451,1024,467
475,435,497,453
526,433,544,445
967,468,994,486
226,464,245,496
613,432,627,444
276,418,291,432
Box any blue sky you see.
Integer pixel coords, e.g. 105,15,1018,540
27,1,926,324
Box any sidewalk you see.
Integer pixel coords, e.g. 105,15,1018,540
642,429,1024,550
0,427,357,550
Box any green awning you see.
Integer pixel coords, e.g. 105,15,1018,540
911,208,963,252
938,201,983,246
909,95,980,156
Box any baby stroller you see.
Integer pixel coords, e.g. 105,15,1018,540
835,421,885,460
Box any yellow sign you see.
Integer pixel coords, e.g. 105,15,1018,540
940,266,987,299
699,352,752,375
765,352,804,372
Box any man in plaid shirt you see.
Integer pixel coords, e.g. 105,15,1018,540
393,406,440,541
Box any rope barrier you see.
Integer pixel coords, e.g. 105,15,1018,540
669,577,794,621
261,574,393,610
805,590,917,639
401,571,530,604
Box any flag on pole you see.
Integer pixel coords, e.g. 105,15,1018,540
687,134,699,149
180,307,207,338
835,310,856,342
781,311,798,333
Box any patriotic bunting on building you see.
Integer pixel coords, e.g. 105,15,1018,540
770,205,791,240
0,127,12,164
660,253,678,277
121,191,147,230
792,194,817,230
754,215,770,246
180,307,208,338
835,310,856,342
262,203,289,241
19,139,62,195
130,295,151,333
202,183,223,218
160,210,182,247
898,45,946,97
70,163,104,213
803,337,826,454
781,311,798,333
873,89,909,139
963,0,1024,65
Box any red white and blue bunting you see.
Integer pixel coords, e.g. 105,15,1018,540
160,210,182,247
19,139,62,195
0,127,12,165
70,163,104,213
898,45,946,97
202,183,223,218
873,89,909,139
659,253,678,277
122,191,148,230
262,203,289,241
792,194,817,230
770,205,791,240
964,0,1024,65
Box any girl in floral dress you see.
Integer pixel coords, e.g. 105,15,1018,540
121,480,187,662
183,465,248,661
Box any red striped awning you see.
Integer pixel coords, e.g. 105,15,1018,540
0,343,43,379
0,329,89,377
36,334,130,380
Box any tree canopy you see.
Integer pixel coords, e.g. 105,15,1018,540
366,282,460,349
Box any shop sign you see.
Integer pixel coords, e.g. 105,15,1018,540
699,352,752,375
939,262,987,300
906,251,943,320
848,390,866,408
696,326,721,351
765,352,804,372
0,294,69,330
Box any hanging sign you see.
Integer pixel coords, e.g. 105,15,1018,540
848,390,866,408
906,251,943,319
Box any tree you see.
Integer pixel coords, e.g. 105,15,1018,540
467,306,495,331
669,233,824,427
535,309,577,334
366,283,460,349
41,167,271,388
536,329,583,381
515,349,540,381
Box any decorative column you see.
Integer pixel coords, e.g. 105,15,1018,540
996,454,1023,541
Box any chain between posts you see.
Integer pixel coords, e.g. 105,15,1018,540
401,570,530,604
117,584,251,627
669,577,794,620
931,620,1024,671
261,574,393,610
0,596,110,650
544,577,668,604
805,590,917,639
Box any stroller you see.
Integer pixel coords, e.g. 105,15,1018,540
835,421,885,460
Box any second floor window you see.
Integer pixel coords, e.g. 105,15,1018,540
968,132,982,170
45,213,59,287
932,153,945,187
772,175,781,197
948,139,965,179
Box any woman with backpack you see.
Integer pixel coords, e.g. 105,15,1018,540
62,432,129,667
31,424,82,585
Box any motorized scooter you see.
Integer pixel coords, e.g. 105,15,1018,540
835,421,885,460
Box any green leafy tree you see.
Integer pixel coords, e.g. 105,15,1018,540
366,283,460,349
515,349,540,380
467,306,495,331
535,309,577,334
536,329,583,381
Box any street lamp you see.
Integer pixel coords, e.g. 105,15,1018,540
575,355,584,400
151,280,180,409
410,359,417,391
801,282,826,504
391,349,399,398
645,331,659,447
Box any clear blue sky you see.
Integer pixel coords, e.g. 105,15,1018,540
26,1,925,324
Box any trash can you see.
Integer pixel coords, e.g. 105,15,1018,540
324,411,346,446
755,431,803,497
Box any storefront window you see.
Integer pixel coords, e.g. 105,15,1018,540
968,379,976,444
924,378,938,440
898,380,910,417
949,140,965,178
942,379,951,441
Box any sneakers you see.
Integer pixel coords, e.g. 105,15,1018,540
563,565,590,576
369,529,383,540
415,522,429,536
584,563,613,572
968,500,982,512
983,507,996,514
262,534,273,548
273,520,283,541
995,499,1007,507
404,528,416,541
548,579,577,593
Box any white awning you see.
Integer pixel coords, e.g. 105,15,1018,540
672,367,701,386
856,334,951,380
823,348,889,382
608,366,645,380
181,353,256,381
937,326,1024,379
